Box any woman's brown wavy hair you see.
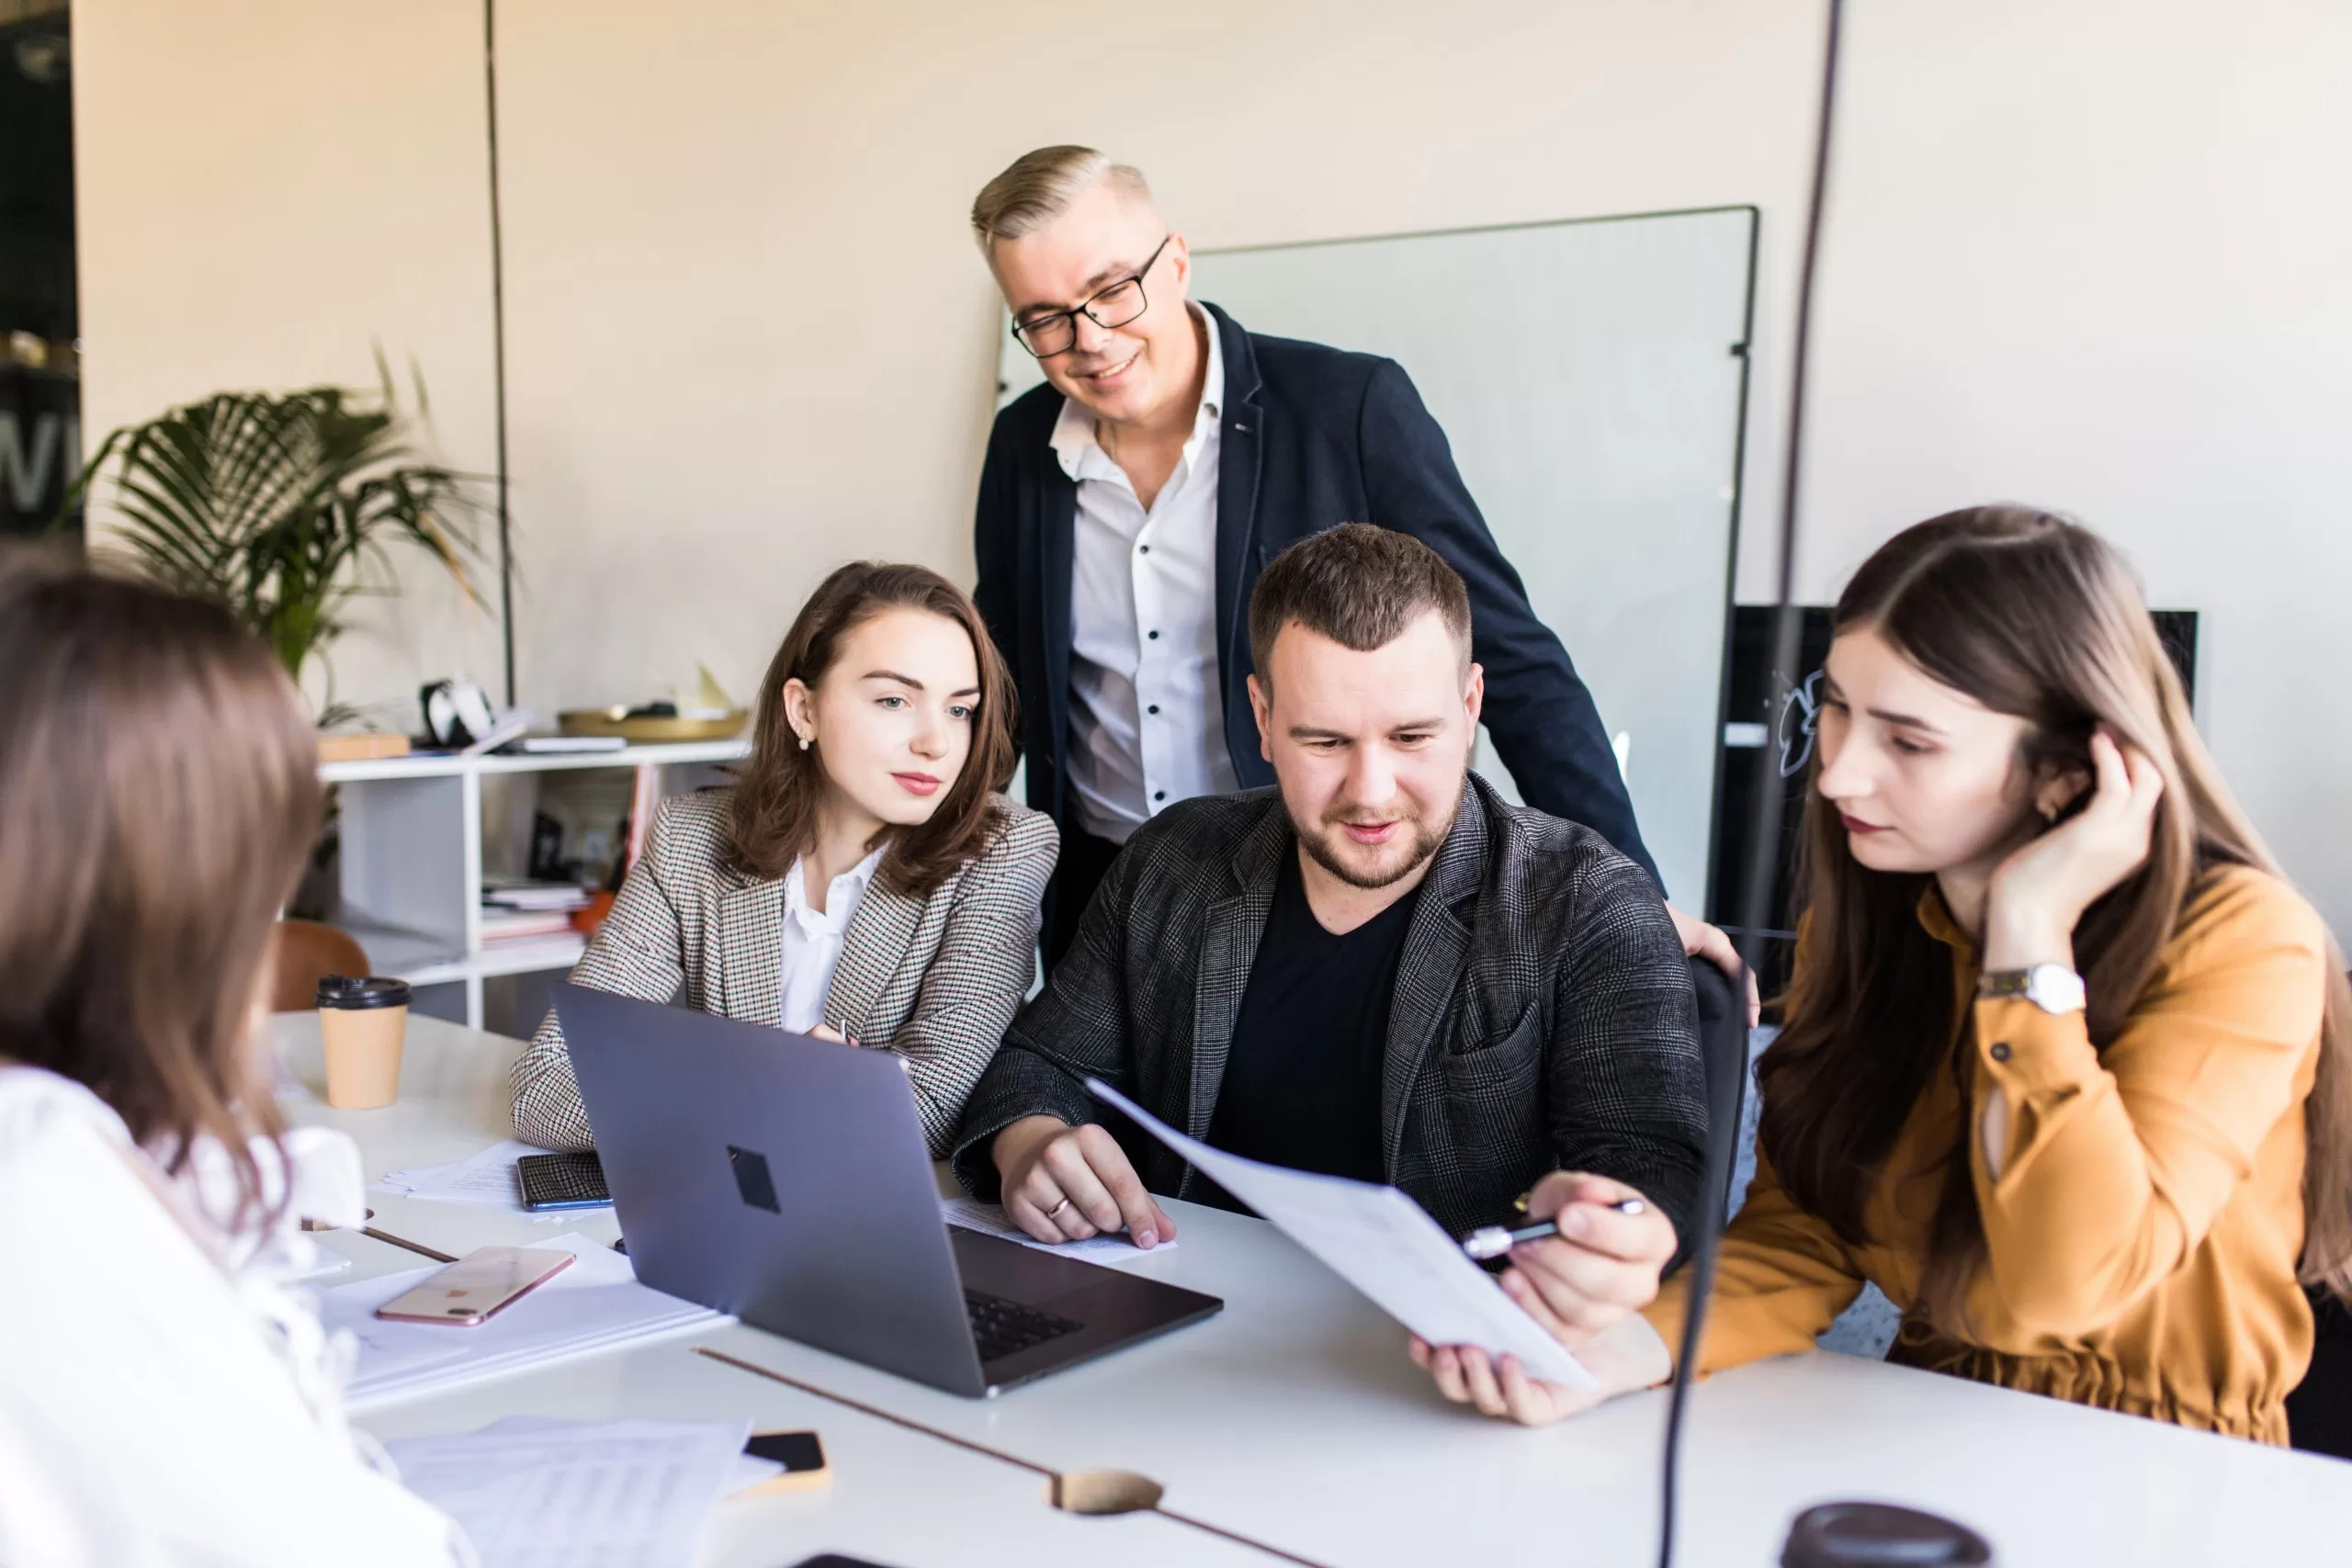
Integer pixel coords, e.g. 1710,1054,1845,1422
726,562,1017,897
0,547,323,1233
1755,506,2352,1322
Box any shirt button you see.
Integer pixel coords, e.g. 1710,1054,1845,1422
1138,545,1151,555
1148,629,1159,640
1154,790,1167,802
1989,1043,2012,1063
1148,704,1160,716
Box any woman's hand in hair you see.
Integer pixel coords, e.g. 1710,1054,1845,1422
1984,730,2165,971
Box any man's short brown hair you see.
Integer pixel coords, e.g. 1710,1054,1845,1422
1248,525,1474,688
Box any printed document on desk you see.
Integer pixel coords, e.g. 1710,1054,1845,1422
375,1137,547,1212
1088,1079,1593,1389
385,1416,747,1568
321,1233,729,1411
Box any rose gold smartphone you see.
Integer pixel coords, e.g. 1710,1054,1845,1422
374,1246,574,1325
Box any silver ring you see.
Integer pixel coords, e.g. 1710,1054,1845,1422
1046,1198,1072,1219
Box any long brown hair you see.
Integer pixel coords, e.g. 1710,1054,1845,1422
1756,506,2352,1320
727,562,1017,897
0,547,323,1231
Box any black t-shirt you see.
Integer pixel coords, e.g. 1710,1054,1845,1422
1203,847,1422,1197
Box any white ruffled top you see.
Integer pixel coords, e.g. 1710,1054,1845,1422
0,1064,472,1567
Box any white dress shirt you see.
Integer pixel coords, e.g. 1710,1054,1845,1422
0,1066,471,1568
779,843,888,1032
1053,303,1238,845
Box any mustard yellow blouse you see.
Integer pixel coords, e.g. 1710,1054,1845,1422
1646,865,2332,1443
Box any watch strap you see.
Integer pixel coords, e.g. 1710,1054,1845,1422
1977,964,2086,1014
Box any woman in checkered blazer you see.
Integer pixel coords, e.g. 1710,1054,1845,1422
510,562,1057,1158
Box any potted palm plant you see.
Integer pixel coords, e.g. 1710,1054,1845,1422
60,366,486,718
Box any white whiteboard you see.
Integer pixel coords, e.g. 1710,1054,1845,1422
1001,209,1754,905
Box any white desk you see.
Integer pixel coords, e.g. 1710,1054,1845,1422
282,1010,623,1258
282,1015,2352,1567
348,1337,1270,1568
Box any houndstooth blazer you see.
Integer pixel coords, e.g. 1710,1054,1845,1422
510,787,1057,1158
950,773,1709,1243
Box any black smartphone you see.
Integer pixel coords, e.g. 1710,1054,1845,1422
514,1151,612,1211
741,1429,830,1495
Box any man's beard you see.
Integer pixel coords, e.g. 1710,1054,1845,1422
1293,798,1453,890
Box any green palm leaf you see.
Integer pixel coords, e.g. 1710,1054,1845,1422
55,376,490,705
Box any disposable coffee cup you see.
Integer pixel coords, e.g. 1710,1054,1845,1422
316,975,411,1110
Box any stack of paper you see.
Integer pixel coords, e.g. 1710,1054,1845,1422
321,1234,729,1411
375,1139,548,1212
483,880,596,910
481,880,592,946
480,909,580,942
386,1417,749,1568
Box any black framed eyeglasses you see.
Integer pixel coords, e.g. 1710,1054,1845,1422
1008,234,1172,359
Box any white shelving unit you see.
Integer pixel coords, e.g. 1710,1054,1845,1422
320,740,747,1031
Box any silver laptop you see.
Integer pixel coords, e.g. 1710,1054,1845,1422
554,981,1221,1397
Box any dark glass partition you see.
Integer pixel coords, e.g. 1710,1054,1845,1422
0,1,76,541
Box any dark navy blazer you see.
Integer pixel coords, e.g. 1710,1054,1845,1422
971,301,1657,903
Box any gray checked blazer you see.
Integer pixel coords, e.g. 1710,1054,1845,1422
950,773,1709,1243
510,787,1057,1158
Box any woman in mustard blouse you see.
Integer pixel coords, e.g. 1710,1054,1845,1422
1411,506,2352,1443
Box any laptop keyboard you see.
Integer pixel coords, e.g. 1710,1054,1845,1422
964,1289,1083,1363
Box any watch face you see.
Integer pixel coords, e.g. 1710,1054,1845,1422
2025,964,2086,1013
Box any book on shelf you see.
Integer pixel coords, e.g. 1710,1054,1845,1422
480,908,581,942
317,731,412,763
503,735,628,754
482,878,594,912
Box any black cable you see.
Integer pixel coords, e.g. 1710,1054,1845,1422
483,0,515,708
1658,3,1845,1564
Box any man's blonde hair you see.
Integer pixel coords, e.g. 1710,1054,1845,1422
970,145,1152,251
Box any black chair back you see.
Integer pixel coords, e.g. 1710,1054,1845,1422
1688,956,1749,1220
2289,1283,2352,1458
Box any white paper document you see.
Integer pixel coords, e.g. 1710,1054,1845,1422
940,1195,1176,1263
385,1417,747,1568
1087,1079,1593,1388
375,1138,548,1212
320,1233,729,1410
474,1416,776,1493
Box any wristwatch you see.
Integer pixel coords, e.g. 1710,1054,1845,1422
1976,963,2086,1015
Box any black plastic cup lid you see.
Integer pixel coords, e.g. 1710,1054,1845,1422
315,975,413,1010
1783,1503,1993,1567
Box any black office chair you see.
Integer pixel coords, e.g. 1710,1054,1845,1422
2284,976,2352,1461
1688,956,1749,1221
2288,1278,2352,1460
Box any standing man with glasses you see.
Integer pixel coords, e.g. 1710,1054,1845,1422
968,145,1749,1008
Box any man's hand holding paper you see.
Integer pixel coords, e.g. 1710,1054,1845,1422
1416,1169,1678,1426
1493,1170,1678,1348
1085,1079,1602,1392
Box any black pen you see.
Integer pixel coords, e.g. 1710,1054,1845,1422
1459,1199,1645,1261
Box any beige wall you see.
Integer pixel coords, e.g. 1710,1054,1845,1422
74,0,504,719
486,0,1815,715
74,0,2352,932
